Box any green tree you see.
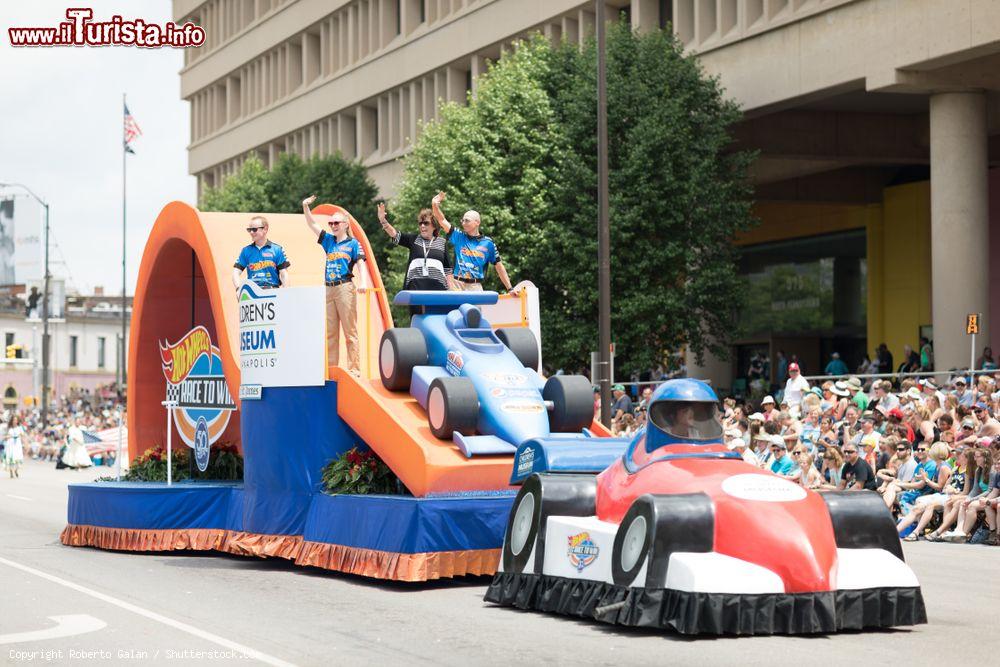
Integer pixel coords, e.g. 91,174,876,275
395,24,756,374
540,22,757,372
199,152,388,268
394,37,567,298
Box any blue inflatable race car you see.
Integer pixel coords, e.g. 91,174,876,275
378,291,628,469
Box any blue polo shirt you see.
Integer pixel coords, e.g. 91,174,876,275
318,231,365,282
234,241,289,288
770,454,795,476
449,229,500,280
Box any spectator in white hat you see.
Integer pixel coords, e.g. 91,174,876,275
728,437,758,466
760,395,777,422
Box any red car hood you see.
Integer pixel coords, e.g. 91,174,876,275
595,455,838,593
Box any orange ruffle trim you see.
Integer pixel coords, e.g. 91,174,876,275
60,524,499,581
295,541,500,582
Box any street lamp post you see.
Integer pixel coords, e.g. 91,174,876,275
0,182,51,425
596,1,612,427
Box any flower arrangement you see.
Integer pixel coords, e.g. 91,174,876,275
321,447,402,495
102,441,244,482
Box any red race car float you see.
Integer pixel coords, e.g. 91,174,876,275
485,379,927,635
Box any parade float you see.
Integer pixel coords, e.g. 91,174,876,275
61,201,615,581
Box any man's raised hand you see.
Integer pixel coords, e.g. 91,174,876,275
302,195,317,208
377,202,388,222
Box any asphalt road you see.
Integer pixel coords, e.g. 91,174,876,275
0,459,995,666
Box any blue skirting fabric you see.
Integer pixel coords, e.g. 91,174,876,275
67,482,242,531
65,483,514,553
302,493,515,553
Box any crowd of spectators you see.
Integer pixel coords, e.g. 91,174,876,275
720,369,1000,546
0,382,125,472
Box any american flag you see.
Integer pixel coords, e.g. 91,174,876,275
123,102,142,154
83,426,129,458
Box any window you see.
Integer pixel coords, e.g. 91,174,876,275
4,332,13,348
69,335,78,367
97,336,106,369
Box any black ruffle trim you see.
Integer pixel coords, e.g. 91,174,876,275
484,572,927,636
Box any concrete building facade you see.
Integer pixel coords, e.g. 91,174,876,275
0,296,130,407
174,0,1000,388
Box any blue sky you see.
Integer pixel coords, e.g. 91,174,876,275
0,1,196,295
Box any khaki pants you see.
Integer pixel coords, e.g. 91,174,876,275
453,280,483,292
326,283,359,373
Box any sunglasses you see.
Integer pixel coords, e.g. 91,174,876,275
916,448,928,452
418,220,432,226
246,227,263,233
896,446,907,451
844,450,858,454
770,446,782,451
329,220,346,226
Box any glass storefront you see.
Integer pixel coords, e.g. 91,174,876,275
734,230,867,394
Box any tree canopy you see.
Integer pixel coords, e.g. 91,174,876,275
199,152,387,266
396,23,756,374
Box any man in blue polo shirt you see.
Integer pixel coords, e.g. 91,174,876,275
431,192,515,292
302,196,366,376
232,215,289,290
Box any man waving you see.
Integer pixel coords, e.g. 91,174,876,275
431,192,515,293
302,196,366,376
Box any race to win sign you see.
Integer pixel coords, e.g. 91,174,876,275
238,282,326,388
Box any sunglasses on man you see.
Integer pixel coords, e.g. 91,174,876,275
246,227,263,233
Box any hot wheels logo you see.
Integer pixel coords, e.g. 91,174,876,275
567,531,599,572
447,350,465,371
160,326,212,384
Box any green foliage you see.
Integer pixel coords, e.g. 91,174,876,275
394,25,756,373
102,442,244,482
321,447,403,495
199,153,390,268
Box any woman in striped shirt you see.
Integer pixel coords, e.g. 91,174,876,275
377,203,452,291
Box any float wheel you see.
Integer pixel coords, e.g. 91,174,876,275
378,328,427,391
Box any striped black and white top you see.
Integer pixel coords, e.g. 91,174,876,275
393,232,452,290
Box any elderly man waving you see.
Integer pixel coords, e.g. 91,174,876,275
431,192,516,293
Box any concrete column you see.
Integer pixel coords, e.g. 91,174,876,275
930,91,990,372
470,54,487,98
339,112,357,158
401,0,421,36
631,0,658,33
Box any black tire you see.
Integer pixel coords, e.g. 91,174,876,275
821,491,905,561
426,376,479,439
379,328,428,391
612,493,714,588
502,473,598,574
544,374,594,433
496,327,539,371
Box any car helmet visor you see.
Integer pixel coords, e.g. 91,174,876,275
648,400,722,441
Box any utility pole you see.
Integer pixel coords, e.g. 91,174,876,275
596,1,612,427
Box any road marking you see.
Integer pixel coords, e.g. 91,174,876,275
6,494,31,501
0,556,298,667
0,614,105,645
